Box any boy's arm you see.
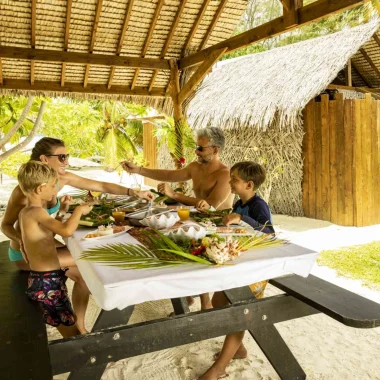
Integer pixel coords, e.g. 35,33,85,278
36,205,92,237
240,214,274,234
241,203,274,234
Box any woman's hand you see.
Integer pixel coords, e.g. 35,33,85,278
157,183,175,198
223,213,242,226
135,190,155,201
59,195,72,213
196,199,211,212
120,161,139,174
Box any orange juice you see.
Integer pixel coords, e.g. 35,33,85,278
112,211,125,224
177,207,190,221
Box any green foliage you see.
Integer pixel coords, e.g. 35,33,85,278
222,0,380,61
0,96,45,144
0,96,150,175
155,117,196,163
317,241,380,289
0,151,30,178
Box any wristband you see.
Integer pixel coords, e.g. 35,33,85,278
139,165,143,174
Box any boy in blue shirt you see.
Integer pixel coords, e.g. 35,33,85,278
198,161,275,380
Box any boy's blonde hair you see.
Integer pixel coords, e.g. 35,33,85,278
18,160,58,195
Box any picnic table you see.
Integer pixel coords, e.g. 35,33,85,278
1,222,380,380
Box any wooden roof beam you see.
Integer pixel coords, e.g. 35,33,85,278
373,33,380,49
179,0,367,69
61,0,73,87
131,0,164,90
84,0,103,87
149,1,187,92
0,46,170,70
182,0,211,55
30,0,37,86
198,0,228,51
0,79,167,97
360,48,380,80
351,60,371,87
108,0,135,89
178,47,227,104
0,58,3,85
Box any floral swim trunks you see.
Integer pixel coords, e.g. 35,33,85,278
26,269,75,327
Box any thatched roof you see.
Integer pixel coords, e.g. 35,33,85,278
0,0,247,108
187,19,380,131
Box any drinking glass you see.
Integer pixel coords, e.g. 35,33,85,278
177,206,190,221
112,210,126,225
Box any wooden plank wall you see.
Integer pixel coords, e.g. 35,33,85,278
302,94,380,226
142,121,160,188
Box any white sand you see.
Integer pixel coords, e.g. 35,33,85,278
1,171,380,379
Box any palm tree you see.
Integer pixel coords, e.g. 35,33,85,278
96,101,146,170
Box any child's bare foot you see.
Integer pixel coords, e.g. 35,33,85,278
186,296,195,306
199,366,228,380
213,345,248,360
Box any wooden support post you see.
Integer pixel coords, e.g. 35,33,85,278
169,59,183,170
345,59,352,86
283,0,303,29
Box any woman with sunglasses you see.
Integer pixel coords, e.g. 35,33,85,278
1,137,153,333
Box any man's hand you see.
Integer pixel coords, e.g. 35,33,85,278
135,190,154,201
157,182,175,198
18,238,29,264
59,195,72,213
78,204,93,215
223,213,242,226
196,199,211,212
120,161,139,174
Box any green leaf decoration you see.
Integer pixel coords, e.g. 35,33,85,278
80,242,194,270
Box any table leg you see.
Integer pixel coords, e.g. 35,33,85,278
249,324,306,380
67,306,135,380
171,297,190,315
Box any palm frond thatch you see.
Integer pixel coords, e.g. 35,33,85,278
187,19,379,131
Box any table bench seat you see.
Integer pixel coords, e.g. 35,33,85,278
269,275,380,328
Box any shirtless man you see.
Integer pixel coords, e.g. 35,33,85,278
121,127,233,210
121,127,233,309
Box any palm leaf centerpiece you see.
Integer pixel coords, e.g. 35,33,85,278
80,229,212,269
80,229,287,270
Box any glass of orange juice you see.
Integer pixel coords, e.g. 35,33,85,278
177,206,190,221
112,210,126,225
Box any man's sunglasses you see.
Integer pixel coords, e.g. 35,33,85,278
195,145,218,152
46,154,70,163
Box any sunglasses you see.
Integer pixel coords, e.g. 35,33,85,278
195,145,218,152
46,154,70,163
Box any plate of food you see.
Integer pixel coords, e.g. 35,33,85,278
82,225,133,240
192,208,232,226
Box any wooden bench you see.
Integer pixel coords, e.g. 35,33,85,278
1,238,380,380
0,241,52,379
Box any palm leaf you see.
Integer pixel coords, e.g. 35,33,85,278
80,243,194,270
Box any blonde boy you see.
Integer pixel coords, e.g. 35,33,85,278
18,161,92,338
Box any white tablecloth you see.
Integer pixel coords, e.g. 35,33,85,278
67,228,319,311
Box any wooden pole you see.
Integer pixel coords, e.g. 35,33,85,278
345,59,352,87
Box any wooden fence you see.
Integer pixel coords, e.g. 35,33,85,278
302,93,380,226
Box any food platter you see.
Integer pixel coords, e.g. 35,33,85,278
82,225,133,240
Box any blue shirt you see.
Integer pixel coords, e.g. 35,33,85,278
233,194,275,234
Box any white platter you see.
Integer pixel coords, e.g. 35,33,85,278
82,226,133,241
